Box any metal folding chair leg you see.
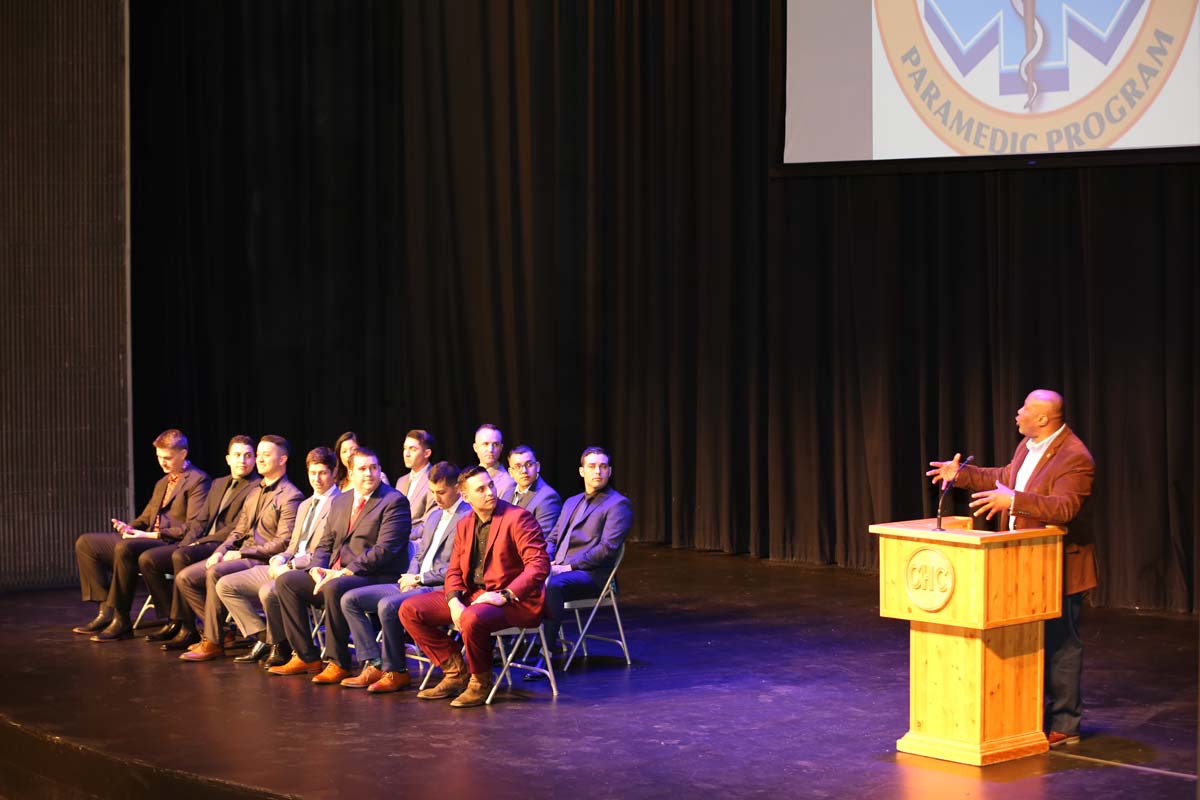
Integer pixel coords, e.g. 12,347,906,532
487,624,558,704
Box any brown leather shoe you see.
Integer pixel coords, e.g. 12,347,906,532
417,652,468,700
450,672,495,708
179,639,224,662
367,670,412,694
312,662,351,685
1047,731,1080,747
340,663,384,688
268,655,324,676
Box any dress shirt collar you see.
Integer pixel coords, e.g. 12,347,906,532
1026,424,1066,456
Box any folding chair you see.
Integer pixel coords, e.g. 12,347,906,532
561,545,631,670
133,572,172,628
488,623,558,703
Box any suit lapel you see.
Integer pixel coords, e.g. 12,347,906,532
483,504,507,563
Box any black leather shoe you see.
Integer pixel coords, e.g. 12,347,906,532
160,628,201,651
262,642,292,668
234,641,270,663
72,606,114,634
144,621,181,642
91,615,133,642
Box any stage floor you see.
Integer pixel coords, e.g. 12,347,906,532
0,544,1195,799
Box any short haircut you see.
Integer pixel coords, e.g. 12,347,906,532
475,423,503,440
351,446,380,466
508,444,537,464
428,461,461,487
406,429,435,451
580,446,611,466
228,434,255,453
259,434,290,458
153,429,188,450
457,464,489,489
306,446,337,471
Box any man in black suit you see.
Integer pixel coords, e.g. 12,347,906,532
73,429,211,639
269,447,411,684
178,435,304,661
143,435,260,650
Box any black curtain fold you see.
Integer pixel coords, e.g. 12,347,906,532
131,0,1196,611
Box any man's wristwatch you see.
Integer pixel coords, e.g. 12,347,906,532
500,589,517,604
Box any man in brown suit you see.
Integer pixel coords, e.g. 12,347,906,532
928,388,1095,748
72,429,211,640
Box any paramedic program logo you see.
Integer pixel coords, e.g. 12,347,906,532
876,0,1199,155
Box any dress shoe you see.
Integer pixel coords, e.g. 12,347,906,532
160,628,201,651
72,606,114,634
233,641,270,663
90,615,133,642
312,662,352,685
179,638,224,662
450,673,495,708
268,655,323,676
227,635,255,651
417,652,469,700
1047,731,1080,747
262,643,293,669
340,663,384,689
144,621,181,642
368,670,412,694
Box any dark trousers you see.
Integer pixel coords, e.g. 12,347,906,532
275,570,398,668
399,589,542,675
1045,592,1085,735
75,532,177,618
543,569,606,647
144,542,216,623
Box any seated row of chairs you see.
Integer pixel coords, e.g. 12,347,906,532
142,546,632,705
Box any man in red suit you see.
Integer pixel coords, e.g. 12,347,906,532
399,465,549,708
928,388,1096,748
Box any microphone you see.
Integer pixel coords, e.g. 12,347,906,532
934,455,974,531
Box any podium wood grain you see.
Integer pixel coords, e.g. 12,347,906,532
870,517,1065,765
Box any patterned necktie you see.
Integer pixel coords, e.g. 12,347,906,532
154,473,181,531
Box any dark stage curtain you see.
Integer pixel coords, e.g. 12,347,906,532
129,1,1197,611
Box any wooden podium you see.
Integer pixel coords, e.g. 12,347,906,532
869,517,1065,765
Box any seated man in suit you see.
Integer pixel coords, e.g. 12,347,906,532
339,461,472,692
177,435,304,661
73,429,211,640
542,446,633,654
500,445,562,536
269,447,411,683
473,423,515,497
214,446,341,666
399,465,549,708
143,434,260,649
398,429,437,543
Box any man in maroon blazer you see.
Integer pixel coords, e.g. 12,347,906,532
399,465,549,708
928,388,1096,748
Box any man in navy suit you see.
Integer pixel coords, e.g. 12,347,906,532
499,445,562,536
339,461,472,692
270,447,411,684
543,446,633,652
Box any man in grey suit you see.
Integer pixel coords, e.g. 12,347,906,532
398,428,436,542
340,461,471,692
500,445,562,536
474,423,515,497
143,434,261,649
269,447,411,684
543,446,633,652
215,446,340,665
73,429,211,640
177,435,304,661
